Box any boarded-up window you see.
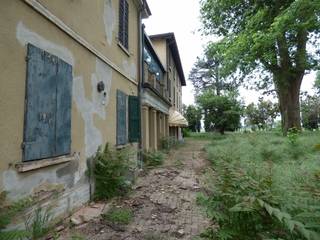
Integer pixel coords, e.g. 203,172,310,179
117,90,127,145
23,44,72,161
119,0,129,49
128,96,140,142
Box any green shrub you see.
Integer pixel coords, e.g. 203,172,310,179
0,192,34,240
182,128,191,137
92,144,131,200
25,207,51,240
142,151,165,167
102,207,133,225
161,136,181,152
200,132,320,240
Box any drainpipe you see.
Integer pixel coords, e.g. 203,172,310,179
137,12,144,169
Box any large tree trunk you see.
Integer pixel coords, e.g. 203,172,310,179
276,74,304,135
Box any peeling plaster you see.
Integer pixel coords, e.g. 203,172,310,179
103,0,116,46
122,60,137,80
73,58,112,158
16,22,74,66
3,165,73,199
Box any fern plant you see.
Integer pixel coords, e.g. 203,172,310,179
199,132,320,240
92,144,131,200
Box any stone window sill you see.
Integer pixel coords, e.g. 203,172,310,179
118,42,131,57
15,154,76,173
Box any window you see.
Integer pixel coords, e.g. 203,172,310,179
128,96,140,142
118,0,129,49
23,44,72,161
117,90,140,145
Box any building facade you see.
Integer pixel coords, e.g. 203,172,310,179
149,33,188,141
0,0,150,225
141,32,171,151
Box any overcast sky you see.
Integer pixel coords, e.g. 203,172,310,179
143,0,316,106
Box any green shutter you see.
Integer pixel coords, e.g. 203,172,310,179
128,96,140,142
117,90,127,145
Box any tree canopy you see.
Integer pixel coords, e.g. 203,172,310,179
200,0,320,134
197,90,242,134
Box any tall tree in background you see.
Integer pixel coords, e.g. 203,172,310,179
189,50,239,97
245,98,279,130
184,105,202,132
197,90,242,134
200,0,320,135
301,94,320,130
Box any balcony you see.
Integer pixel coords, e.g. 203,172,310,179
143,63,170,103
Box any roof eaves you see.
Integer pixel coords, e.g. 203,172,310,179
149,33,186,86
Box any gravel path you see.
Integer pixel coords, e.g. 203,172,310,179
60,139,211,240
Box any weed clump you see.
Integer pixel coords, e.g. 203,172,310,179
92,144,132,200
142,151,165,167
102,207,133,225
199,131,320,240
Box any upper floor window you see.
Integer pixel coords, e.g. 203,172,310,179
118,0,129,49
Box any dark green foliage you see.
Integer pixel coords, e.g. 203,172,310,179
200,0,320,133
197,90,242,134
92,144,131,200
102,207,133,225
245,98,279,130
301,94,320,130
184,105,202,132
182,128,191,137
199,132,320,239
142,151,165,167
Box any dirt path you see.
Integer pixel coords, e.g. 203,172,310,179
61,139,211,240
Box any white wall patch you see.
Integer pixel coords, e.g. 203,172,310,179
122,60,137,80
103,0,116,46
73,59,112,158
16,22,74,66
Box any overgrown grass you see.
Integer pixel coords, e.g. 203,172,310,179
198,131,320,240
91,144,132,200
142,151,165,167
102,207,133,225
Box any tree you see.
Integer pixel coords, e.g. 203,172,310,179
301,94,320,130
245,98,279,130
314,71,320,94
184,105,202,132
189,50,238,97
200,0,320,135
197,90,242,134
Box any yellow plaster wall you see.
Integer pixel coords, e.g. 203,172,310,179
0,0,139,203
150,39,167,69
38,0,140,81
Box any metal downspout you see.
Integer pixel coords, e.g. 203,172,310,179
137,13,144,169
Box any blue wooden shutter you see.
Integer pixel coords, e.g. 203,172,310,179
117,90,127,145
55,58,72,156
23,44,58,161
23,44,72,161
128,96,140,142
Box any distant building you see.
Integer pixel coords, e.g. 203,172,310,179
149,33,188,141
141,32,171,151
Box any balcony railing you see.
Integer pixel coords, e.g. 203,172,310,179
144,63,169,102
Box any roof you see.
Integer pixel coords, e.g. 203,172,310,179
149,33,186,86
144,32,166,73
141,0,151,18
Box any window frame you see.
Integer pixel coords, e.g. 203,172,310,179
118,0,129,50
